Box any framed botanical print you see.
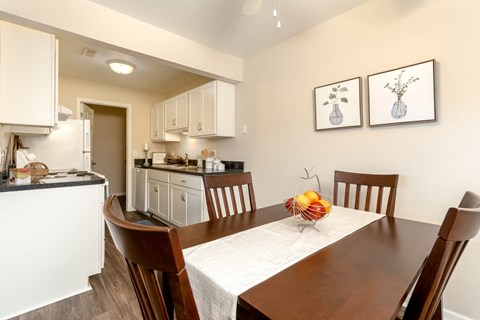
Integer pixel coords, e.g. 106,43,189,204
314,77,362,131
367,59,436,126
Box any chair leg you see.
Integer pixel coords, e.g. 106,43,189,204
433,299,443,320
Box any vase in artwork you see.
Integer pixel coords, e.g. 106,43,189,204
391,98,407,119
329,103,343,125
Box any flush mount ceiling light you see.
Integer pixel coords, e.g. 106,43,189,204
107,59,136,75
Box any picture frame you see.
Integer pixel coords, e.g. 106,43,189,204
314,77,362,131
367,59,436,127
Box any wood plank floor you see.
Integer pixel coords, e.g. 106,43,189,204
9,196,166,320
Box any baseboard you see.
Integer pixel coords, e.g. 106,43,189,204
444,308,475,320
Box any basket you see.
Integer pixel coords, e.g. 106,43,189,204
24,162,49,182
284,169,332,232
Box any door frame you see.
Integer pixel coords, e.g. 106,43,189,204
76,97,134,211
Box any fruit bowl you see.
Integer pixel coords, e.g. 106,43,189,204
284,191,332,232
286,169,331,232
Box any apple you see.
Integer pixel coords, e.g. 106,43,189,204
285,197,295,214
318,199,331,212
308,201,327,220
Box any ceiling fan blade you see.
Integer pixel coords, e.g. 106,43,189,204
242,0,263,15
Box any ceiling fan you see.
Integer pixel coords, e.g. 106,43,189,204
241,0,263,15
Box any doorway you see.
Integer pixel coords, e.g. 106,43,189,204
77,98,134,210
87,104,126,195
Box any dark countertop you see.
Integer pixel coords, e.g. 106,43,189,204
142,164,244,176
0,174,106,193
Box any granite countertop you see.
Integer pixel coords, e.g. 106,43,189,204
0,173,106,193
143,164,244,176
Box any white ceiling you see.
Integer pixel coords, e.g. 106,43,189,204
59,0,371,95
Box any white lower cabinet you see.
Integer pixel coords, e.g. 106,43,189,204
147,170,206,226
147,170,169,221
169,183,203,227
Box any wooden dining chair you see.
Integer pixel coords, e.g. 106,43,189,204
103,195,199,320
203,172,257,220
333,170,399,216
399,191,480,320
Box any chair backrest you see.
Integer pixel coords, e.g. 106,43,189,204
333,170,399,216
103,195,199,320
203,172,257,220
403,191,480,320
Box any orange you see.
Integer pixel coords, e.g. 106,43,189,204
304,190,320,203
295,194,311,211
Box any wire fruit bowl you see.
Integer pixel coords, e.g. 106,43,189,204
284,168,332,232
285,196,331,221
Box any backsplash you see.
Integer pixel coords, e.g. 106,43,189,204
134,158,244,170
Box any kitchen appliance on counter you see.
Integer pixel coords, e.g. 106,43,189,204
15,149,36,168
152,152,166,165
18,119,92,171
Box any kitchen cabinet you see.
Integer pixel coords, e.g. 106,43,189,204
150,102,180,142
188,80,235,138
0,20,57,126
0,183,105,319
169,172,205,227
147,170,169,221
164,92,188,132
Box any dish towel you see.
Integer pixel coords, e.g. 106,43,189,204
183,206,384,320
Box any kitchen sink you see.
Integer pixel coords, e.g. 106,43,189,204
150,164,198,170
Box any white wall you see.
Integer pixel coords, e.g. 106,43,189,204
0,0,242,82
59,75,166,156
197,0,480,318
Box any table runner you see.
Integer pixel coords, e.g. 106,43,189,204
183,206,384,319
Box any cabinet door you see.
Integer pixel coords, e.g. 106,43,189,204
164,93,188,131
151,103,180,142
169,184,187,227
176,93,188,129
188,82,217,137
185,188,204,225
155,181,169,221
200,82,216,136
188,88,201,136
164,98,177,131
147,179,159,214
0,21,56,126
150,106,159,141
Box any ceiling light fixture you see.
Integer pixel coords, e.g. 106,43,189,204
107,59,136,75
273,0,281,28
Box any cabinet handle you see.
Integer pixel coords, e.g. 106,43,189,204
197,122,201,131
181,180,187,183
173,118,176,126
154,186,158,192
181,194,185,202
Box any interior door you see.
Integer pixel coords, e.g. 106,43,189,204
81,103,95,171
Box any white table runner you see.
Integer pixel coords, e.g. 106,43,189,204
183,206,384,319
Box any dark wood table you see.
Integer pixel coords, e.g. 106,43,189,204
177,204,439,320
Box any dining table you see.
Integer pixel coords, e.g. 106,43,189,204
177,203,440,320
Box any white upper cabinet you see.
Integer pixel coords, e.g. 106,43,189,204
188,80,235,138
0,21,56,126
164,92,188,132
151,102,180,142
